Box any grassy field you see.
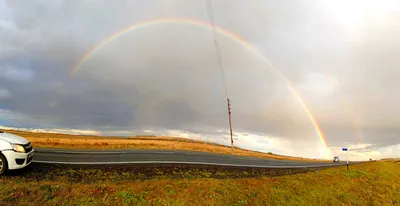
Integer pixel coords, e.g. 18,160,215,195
3,129,325,162
0,162,399,205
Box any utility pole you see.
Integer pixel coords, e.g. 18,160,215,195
227,98,233,148
205,0,232,149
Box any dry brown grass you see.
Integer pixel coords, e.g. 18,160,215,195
3,129,327,162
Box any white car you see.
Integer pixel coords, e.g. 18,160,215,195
333,156,340,162
0,131,34,175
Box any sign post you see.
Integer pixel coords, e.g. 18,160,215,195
342,148,348,170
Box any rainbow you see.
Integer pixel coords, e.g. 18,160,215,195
70,17,330,152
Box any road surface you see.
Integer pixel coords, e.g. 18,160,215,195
33,148,358,168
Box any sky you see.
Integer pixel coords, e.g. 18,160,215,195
1,0,400,160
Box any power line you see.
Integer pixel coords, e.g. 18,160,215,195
205,0,228,97
204,0,234,148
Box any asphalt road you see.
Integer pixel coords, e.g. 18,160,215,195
33,148,359,168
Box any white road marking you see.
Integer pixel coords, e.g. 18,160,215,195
35,150,175,154
32,160,345,168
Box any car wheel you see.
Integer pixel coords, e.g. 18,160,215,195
0,153,8,175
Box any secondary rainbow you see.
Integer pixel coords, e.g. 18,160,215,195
70,17,330,150
327,75,363,143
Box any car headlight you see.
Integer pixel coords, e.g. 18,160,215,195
12,144,25,153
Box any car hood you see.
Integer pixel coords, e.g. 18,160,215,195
0,132,29,144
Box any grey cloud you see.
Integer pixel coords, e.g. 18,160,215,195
0,88,10,99
0,67,35,82
1,0,400,156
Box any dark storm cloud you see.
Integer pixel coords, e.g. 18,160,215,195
1,0,400,157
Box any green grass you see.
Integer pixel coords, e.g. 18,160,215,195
0,162,399,205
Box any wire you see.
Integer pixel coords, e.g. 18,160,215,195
205,0,229,98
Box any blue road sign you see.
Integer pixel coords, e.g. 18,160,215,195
342,148,348,151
